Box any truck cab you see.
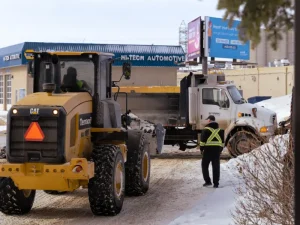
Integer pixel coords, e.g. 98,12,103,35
187,73,277,156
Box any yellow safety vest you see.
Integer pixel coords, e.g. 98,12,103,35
200,127,224,147
77,80,83,88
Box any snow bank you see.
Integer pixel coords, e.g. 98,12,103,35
256,94,291,124
226,134,289,178
168,134,289,225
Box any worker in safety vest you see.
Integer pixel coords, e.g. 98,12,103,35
200,115,224,188
61,67,92,93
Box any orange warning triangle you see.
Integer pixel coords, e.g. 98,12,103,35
24,122,45,142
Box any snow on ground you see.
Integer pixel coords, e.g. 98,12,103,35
168,134,289,225
256,94,291,124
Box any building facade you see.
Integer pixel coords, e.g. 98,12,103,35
249,29,294,66
0,42,185,110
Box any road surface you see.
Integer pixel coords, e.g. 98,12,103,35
0,158,228,225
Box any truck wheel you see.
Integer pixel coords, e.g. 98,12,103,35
0,177,36,215
228,131,262,157
44,190,67,195
88,145,125,216
125,130,150,196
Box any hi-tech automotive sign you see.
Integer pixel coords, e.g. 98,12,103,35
120,54,185,62
187,17,201,60
113,53,185,67
204,16,250,60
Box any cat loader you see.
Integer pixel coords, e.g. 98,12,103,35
0,51,151,216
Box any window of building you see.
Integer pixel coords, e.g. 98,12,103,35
0,76,4,104
6,75,12,105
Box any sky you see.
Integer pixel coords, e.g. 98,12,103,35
0,0,224,48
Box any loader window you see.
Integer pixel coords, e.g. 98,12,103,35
38,60,94,94
61,61,94,94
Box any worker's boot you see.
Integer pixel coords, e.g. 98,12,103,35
203,182,212,187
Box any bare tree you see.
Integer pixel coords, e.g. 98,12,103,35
231,92,294,225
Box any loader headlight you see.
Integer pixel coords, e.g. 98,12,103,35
12,109,18,114
53,109,58,115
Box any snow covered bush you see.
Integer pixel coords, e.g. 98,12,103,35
229,133,294,225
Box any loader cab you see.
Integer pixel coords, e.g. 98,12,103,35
27,51,132,100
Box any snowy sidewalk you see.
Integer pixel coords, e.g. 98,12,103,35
168,164,240,225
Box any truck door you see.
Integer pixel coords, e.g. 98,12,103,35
199,87,232,130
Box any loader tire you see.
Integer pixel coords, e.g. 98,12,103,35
0,177,35,215
228,130,262,157
125,130,150,196
88,144,125,216
44,190,67,195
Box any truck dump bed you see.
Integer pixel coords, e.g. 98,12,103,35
112,87,183,127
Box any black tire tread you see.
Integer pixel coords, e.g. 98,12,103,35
125,130,150,196
0,177,36,215
88,144,124,216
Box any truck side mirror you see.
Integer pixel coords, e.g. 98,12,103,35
122,62,131,80
27,61,34,78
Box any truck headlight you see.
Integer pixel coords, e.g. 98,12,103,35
260,126,274,133
12,109,18,114
260,126,268,133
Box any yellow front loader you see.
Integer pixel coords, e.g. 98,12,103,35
0,51,151,216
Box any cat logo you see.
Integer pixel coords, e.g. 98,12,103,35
30,108,40,115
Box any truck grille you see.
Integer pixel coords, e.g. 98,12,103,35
9,116,58,159
270,114,277,125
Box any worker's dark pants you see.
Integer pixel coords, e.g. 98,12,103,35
202,148,221,185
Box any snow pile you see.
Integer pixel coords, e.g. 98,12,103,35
127,113,156,135
226,134,289,178
0,146,6,159
256,94,291,124
168,134,290,225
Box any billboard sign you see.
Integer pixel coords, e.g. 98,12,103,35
204,16,250,60
187,17,201,60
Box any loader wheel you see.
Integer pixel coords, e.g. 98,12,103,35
228,131,262,157
44,190,67,195
0,177,36,215
125,130,150,196
88,144,125,216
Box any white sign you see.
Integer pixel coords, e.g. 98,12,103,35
3,54,21,62
120,54,185,62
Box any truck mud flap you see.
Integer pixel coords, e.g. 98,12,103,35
155,123,165,154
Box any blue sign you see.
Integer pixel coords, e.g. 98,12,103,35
205,17,250,60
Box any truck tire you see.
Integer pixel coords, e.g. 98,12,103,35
125,130,150,196
88,144,125,216
228,130,262,157
0,177,36,215
44,190,67,195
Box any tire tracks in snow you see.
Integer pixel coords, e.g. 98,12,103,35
0,159,220,225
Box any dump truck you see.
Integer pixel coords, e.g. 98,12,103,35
0,51,151,216
113,72,278,157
